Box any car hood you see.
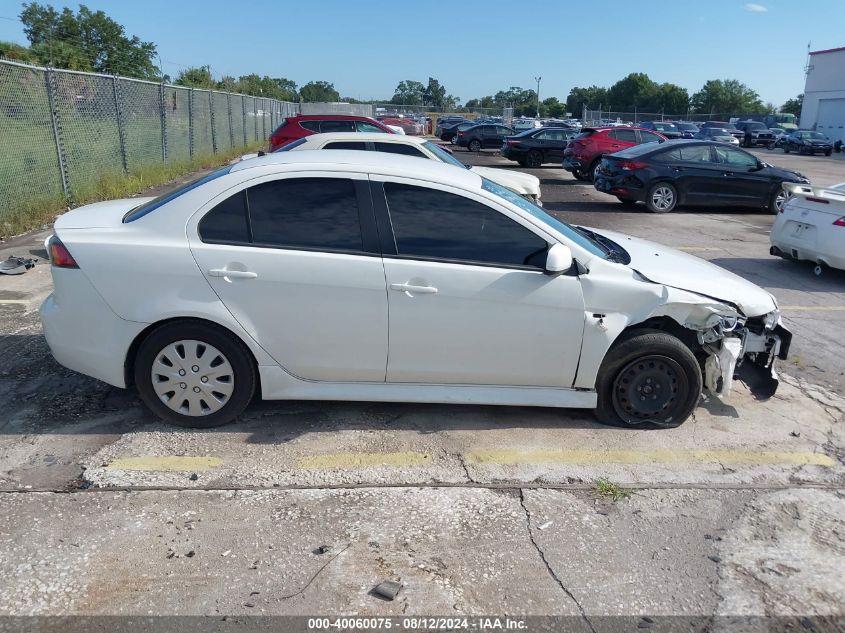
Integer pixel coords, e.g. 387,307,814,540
588,228,777,317
470,166,541,196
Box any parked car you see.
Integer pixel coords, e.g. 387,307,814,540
500,127,579,167
562,127,667,182
40,150,790,429
770,181,845,274
768,128,789,149
699,121,744,141
695,127,740,145
454,124,516,151
675,122,700,138
437,119,470,142
268,115,393,151
593,140,809,213
783,130,834,156
270,132,543,206
639,121,683,139
379,117,423,135
733,120,775,148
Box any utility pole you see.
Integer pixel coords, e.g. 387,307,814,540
534,76,541,118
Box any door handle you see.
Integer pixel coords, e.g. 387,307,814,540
672,167,684,172
208,268,258,279
390,283,438,296
722,171,734,177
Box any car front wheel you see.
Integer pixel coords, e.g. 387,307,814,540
594,330,702,428
135,321,256,428
645,182,677,213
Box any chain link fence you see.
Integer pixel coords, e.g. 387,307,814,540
0,59,299,236
582,108,739,126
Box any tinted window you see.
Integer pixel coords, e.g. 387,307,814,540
357,121,388,133
496,126,513,136
610,129,638,143
275,138,308,152
384,183,548,268
713,146,757,167
324,141,368,150
299,121,321,132
655,145,713,163
373,142,427,158
248,178,362,251
639,131,663,144
319,120,356,133
199,191,250,243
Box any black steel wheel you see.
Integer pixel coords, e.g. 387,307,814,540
595,330,702,428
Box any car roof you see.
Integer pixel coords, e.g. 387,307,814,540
230,149,481,187
290,114,380,121
294,132,428,145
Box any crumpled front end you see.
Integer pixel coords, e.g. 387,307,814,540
698,310,791,400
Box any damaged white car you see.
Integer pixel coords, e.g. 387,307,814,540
39,151,790,428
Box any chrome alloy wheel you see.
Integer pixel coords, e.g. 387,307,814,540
774,188,791,213
151,340,234,416
651,186,675,211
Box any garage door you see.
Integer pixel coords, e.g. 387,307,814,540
816,98,845,143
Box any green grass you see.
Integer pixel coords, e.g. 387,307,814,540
595,479,632,502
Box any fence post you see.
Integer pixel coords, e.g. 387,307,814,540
227,93,234,149
262,99,267,140
44,67,71,202
241,94,247,147
188,88,194,159
159,82,168,163
209,92,217,154
112,76,129,174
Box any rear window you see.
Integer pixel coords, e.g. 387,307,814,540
275,138,308,152
124,166,231,223
575,130,595,140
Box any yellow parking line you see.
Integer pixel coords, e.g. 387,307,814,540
297,451,432,469
0,300,28,305
466,449,834,467
675,247,722,252
780,306,845,311
106,456,223,472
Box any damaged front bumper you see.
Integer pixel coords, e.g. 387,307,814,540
703,315,791,400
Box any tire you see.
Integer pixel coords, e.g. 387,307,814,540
448,133,457,143
767,141,775,150
616,197,637,207
134,321,256,428
526,150,543,168
572,170,586,181
468,139,482,152
516,159,528,167
769,186,790,214
594,330,702,428
825,150,832,156
783,145,790,154
645,182,677,213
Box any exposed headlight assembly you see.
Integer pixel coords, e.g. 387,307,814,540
763,309,780,330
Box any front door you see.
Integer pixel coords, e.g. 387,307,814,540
375,179,586,387
188,173,388,382
712,146,771,206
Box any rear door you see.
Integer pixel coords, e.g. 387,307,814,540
188,173,388,382
653,144,724,203
373,178,586,387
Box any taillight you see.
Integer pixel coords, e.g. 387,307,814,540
457,131,465,136
46,235,78,268
833,216,845,227
507,140,521,145
620,161,649,171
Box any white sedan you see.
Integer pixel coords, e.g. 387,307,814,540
40,151,790,428
771,181,845,274
240,132,543,206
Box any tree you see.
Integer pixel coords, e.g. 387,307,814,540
780,94,803,117
392,80,425,105
424,77,446,108
690,79,765,115
299,80,340,102
542,96,566,118
19,2,158,79
607,72,658,110
656,83,690,114
174,65,216,89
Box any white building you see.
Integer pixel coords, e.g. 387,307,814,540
800,46,845,144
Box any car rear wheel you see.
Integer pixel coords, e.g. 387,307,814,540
572,170,586,181
588,160,601,182
135,322,256,428
645,182,677,213
526,150,543,168
468,139,482,152
594,330,702,428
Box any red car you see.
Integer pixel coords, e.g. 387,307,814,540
562,127,667,181
269,115,394,151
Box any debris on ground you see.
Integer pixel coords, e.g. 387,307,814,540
372,580,402,601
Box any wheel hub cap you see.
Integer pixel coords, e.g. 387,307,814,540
652,188,674,210
151,340,234,416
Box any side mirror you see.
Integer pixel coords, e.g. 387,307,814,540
544,243,573,276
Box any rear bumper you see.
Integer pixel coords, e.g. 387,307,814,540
562,156,583,172
500,146,528,159
39,269,147,388
594,174,647,201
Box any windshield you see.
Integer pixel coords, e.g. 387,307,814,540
481,178,607,259
707,128,731,136
423,141,467,168
652,123,679,132
275,138,308,152
677,123,698,131
801,131,827,139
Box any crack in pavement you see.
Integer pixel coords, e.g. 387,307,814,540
518,489,597,633
278,542,351,601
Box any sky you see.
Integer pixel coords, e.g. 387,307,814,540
1,0,844,108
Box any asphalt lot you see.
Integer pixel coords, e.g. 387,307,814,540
0,144,843,625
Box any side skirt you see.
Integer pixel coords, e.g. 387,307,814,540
257,366,598,409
